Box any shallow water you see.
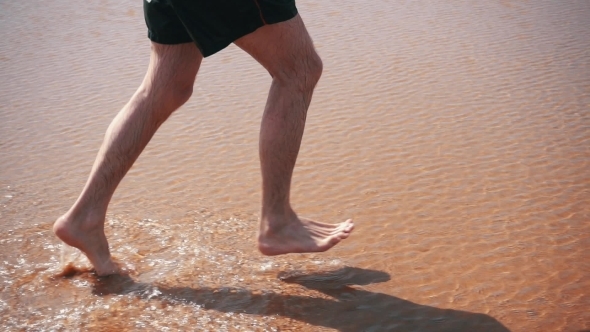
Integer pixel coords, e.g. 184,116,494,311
1,0,589,331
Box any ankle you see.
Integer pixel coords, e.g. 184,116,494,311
261,201,293,217
59,207,105,230
260,208,297,233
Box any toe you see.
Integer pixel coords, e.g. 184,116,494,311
343,220,354,233
326,234,342,247
330,224,347,235
316,235,340,252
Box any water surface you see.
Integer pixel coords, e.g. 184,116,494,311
0,0,588,331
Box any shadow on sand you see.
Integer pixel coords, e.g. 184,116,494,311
86,267,509,332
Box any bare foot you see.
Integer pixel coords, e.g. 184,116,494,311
258,212,354,256
53,213,120,276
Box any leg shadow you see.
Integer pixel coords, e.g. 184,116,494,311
89,267,510,332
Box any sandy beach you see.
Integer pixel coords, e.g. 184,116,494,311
0,0,589,331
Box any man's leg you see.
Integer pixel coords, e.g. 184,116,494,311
234,15,354,255
53,42,202,276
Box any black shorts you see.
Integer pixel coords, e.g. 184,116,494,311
143,0,298,57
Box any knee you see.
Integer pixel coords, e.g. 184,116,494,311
168,84,193,109
274,52,323,91
132,81,193,127
307,53,323,85
142,80,193,112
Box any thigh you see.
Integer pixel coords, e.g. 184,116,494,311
144,42,203,91
233,14,320,79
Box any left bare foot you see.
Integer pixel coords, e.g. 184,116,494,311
258,211,354,255
53,212,121,276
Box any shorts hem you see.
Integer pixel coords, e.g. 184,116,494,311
145,0,298,58
147,31,193,45
203,7,299,57
262,3,298,25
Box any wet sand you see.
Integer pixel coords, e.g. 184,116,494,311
1,0,589,331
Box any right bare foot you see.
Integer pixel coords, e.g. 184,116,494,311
53,212,120,276
258,211,354,256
